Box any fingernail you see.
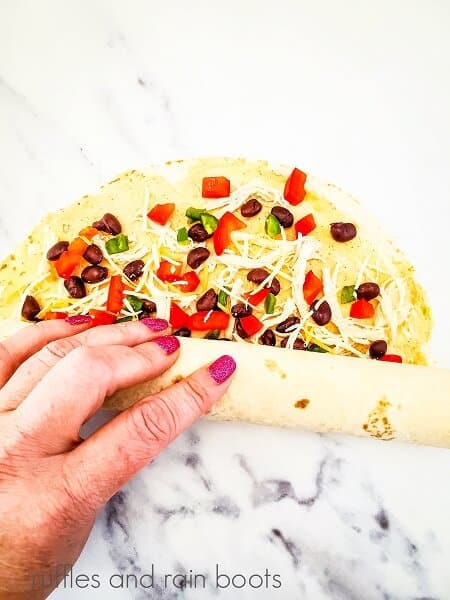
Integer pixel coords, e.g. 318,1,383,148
141,318,169,332
154,335,180,355
65,315,93,325
208,355,236,384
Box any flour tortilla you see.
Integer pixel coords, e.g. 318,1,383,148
106,338,450,448
0,158,442,445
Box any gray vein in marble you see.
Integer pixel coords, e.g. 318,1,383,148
269,528,301,568
237,453,327,508
1,75,98,176
97,21,181,154
104,491,178,600
184,451,212,491
0,76,39,117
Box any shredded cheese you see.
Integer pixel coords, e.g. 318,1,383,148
19,181,413,357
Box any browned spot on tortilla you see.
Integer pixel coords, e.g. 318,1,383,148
264,359,286,379
172,375,183,384
363,397,395,440
295,399,310,409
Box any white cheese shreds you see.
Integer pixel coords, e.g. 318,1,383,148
21,181,414,360
204,181,291,217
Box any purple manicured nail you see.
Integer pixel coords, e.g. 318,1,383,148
141,318,169,332
154,335,180,355
208,355,236,384
65,315,93,325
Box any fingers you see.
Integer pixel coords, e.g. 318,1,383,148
0,319,170,411
64,355,236,509
13,335,181,454
0,319,93,388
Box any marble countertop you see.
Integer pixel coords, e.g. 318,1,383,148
1,1,450,598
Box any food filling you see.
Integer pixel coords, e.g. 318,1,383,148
17,167,422,363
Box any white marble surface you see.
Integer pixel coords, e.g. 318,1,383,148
1,1,450,598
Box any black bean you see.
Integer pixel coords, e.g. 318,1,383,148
196,288,218,311
280,337,307,350
83,244,103,265
357,282,380,301
231,303,252,318
241,198,262,218
271,206,294,228
205,330,221,340
259,329,276,346
235,319,249,339
138,300,157,319
269,277,281,296
123,260,145,281
81,265,108,284
310,300,332,326
187,247,210,269
188,223,212,243
21,295,41,321
46,241,69,261
276,316,300,333
64,276,86,299
247,268,269,285
142,300,157,313
173,327,191,337
330,222,357,242
369,340,387,359
92,213,122,235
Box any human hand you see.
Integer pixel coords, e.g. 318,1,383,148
0,318,236,599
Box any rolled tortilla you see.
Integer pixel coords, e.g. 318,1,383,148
105,338,450,448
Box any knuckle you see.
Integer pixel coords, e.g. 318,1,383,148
130,400,177,447
181,377,210,413
68,345,105,371
0,342,15,383
0,342,13,367
133,346,157,372
39,337,81,366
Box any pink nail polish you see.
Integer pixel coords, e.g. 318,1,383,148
65,315,93,325
208,355,236,384
154,335,180,355
141,318,169,332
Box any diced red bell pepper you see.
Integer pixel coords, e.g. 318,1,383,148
106,275,125,313
295,213,316,237
189,310,230,331
350,298,375,319
239,315,263,336
170,302,190,328
284,167,307,205
380,354,403,363
246,287,270,306
55,251,81,279
43,311,68,320
202,176,231,198
79,227,98,240
213,211,246,256
147,203,175,226
174,271,200,293
156,260,183,283
303,270,323,304
68,237,88,256
89,309,117,326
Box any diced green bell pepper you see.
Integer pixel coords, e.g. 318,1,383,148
265,214,281,238
105,234,129,255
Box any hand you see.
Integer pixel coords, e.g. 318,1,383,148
0,318,236,599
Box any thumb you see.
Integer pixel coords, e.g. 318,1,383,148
64,355,236,510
